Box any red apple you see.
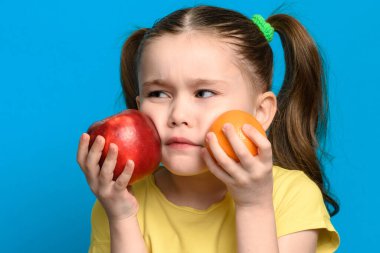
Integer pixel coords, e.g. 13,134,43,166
87,109,161,185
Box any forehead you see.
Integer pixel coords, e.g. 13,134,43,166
138,32,247,86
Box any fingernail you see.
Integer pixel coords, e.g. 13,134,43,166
206,132,212,142
222,123,231,132
127,160,134,167
110,143,116,151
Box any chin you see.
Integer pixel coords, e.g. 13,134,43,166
161,157,208,176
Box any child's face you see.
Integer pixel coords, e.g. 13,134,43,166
137,32,260,176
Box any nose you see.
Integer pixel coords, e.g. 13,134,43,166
167,98,192,128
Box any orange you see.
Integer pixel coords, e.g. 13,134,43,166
206,110,266,162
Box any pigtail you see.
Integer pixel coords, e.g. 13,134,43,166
120,28,148,109
266,14,339,216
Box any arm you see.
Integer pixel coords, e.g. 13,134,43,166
77,133,147,253
203,124,318,252
278,230,318,253
235,205,318,253
235,204,279,253
110,216,148,253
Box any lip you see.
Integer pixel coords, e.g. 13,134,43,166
165,137,202,147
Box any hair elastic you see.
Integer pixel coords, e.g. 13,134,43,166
251,14,274,42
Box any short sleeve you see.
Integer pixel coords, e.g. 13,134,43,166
274,171,340,253
88,200,111,253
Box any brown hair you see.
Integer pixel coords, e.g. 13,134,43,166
119,5,339,216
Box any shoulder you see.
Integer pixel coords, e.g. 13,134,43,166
272,165,340,252
273,165,322,208
272,165,327,222
273,165,315,187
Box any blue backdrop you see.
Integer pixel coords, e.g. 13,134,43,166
1,0,379,252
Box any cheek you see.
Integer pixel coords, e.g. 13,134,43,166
200,111,224,137
140,103,166,137
140,101,158,120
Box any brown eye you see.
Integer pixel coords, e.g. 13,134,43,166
196,89,215,98
147,90,168,98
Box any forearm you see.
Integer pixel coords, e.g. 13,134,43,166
235,204,279,253
109,216,148,253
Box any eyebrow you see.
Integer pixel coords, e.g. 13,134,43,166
142,78,227,88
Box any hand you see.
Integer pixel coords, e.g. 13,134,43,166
76,133,139,222
202,123,274,208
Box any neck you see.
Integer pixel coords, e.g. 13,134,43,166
154,169,227,210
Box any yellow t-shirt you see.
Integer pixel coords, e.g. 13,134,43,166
89,166,340,253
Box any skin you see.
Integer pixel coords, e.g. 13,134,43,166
77,31,318,253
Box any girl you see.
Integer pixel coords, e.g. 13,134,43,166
77,5,340,253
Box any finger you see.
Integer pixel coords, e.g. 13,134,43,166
86,135,105,173
242,124,272,161
77,133,90,170
114,160,134,191
99,143,118,186
206,132,247,181
222,123,255,169
201,148,233,184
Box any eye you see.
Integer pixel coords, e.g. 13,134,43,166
195,89,215,98
147,90,168,98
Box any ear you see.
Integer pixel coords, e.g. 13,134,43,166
254,91,277,131
136,96,141,110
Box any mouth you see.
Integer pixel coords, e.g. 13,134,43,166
165,137,204,149
166,143,203,151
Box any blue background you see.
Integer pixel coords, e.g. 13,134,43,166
1,0,379,252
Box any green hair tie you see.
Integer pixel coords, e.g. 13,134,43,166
251,14,274,42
